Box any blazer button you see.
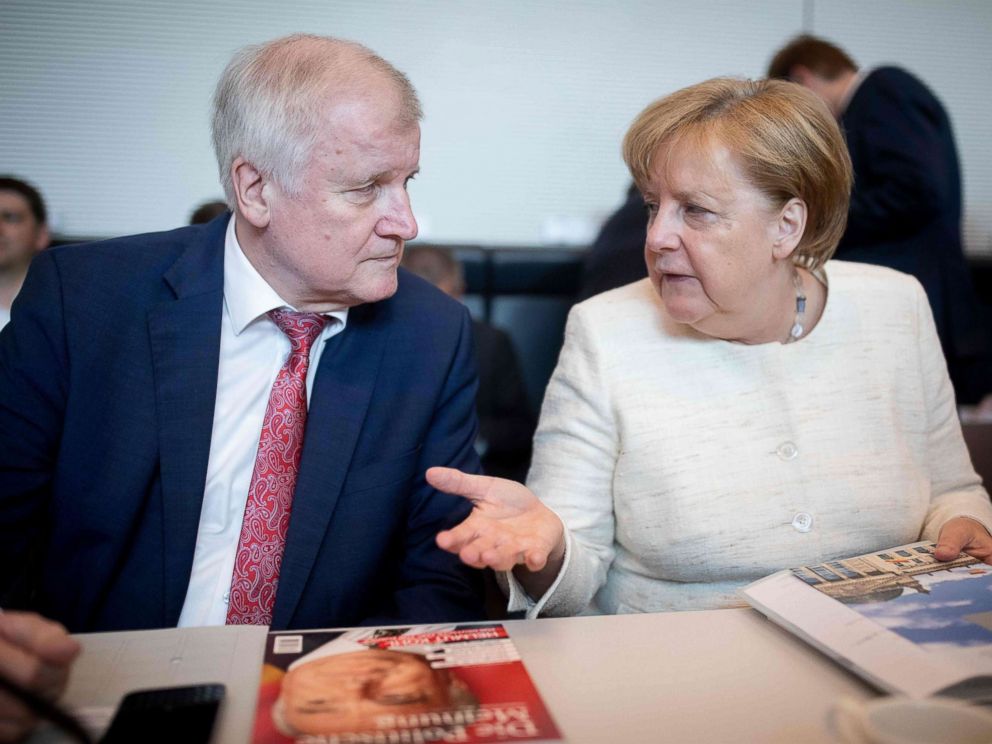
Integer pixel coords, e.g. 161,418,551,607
791,512,814,533
777,441,798,460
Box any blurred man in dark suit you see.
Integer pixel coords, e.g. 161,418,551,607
769,35,992,405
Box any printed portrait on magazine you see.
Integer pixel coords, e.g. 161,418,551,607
251,623,561,744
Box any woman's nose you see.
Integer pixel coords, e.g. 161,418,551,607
645,208,681,254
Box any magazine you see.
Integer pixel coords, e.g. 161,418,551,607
741,541,992,702
250,622,563,744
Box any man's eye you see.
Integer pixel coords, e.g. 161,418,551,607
344,183,379,203
0,210,26,224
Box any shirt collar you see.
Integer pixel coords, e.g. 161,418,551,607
223,215,348,335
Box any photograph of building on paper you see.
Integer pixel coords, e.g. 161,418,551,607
792,542,992,651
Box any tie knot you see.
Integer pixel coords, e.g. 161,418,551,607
268,308,327,352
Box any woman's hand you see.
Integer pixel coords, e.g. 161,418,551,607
935,516,992,564
428,467,565,573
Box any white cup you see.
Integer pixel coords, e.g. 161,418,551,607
830,696,992,744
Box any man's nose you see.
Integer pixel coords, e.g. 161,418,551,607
379,189,418,242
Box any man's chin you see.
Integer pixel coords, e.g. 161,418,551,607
353,274,400,306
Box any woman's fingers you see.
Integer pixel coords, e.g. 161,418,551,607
435,513,485,553
431,467,558,571
936,517,992,564
426,467,495,503
437,512,551,570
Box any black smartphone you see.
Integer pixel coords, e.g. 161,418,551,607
100,683,225,744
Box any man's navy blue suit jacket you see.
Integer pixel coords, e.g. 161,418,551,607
0,216,484,632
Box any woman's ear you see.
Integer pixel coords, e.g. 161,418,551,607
231,157,271,229
772,198,807,260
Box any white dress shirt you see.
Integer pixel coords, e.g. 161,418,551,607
178,217,348,626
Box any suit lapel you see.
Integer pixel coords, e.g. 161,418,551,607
148,222,226,624
273,301,391,627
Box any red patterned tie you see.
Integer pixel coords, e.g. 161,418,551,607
226,309,327,625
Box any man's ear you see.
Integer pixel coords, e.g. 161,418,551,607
34,224,50,252
772,198,807,260
789,64,814,86
231,157,271,229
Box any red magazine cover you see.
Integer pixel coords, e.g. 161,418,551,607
251,623,562,743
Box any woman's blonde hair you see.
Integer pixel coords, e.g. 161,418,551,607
622,77,851,269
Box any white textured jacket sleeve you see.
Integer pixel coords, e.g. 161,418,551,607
504,302,620,617
914,282,992,538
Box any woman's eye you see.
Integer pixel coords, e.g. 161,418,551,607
685,204,709,216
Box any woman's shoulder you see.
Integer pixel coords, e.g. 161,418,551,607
570,278,663,325
562,278,702,363
825,260,926,305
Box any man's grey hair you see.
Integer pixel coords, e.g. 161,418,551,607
212,33,422,205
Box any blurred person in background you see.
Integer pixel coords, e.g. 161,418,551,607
403,247,536,482
769,35,992,408
189,199,230,225
577,184,647,301
0,176,49,330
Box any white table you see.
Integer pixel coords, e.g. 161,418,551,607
36,609,875,743
508,610,874,743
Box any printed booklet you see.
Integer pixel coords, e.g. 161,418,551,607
250,622,563,743
742,541,992,702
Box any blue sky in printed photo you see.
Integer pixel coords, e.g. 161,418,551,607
852,567,992,649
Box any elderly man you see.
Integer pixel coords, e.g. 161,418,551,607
0,33,485,740
0,177,50,330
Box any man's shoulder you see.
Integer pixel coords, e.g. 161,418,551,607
46,222,219,275
861,66,939,104
390,267,470,323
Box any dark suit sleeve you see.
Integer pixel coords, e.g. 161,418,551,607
0,252,68,603
365,307,484,624
844,72,954,245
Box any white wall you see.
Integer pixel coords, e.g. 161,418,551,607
1,0,990,254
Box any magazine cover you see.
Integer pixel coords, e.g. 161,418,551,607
742,541,992,701
250,623,563,744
